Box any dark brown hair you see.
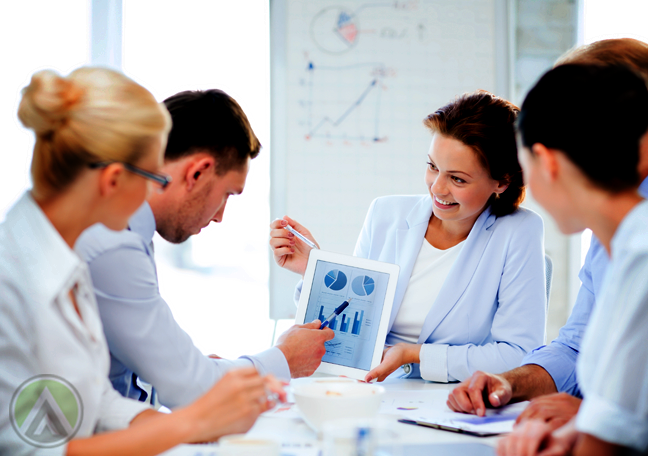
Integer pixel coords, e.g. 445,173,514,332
163,89,260,175
424,90,524,217
519,64,647,193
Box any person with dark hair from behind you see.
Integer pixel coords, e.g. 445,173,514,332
270,90,547,384
76,89,334,409
447,38,648,434
498,63,648,456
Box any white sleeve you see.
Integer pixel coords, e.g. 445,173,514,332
576,250,648,451
94,379,152,433
0,280,66,456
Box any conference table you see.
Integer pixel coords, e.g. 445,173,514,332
161,376,502,455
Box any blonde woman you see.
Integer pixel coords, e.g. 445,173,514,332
0,68,284,456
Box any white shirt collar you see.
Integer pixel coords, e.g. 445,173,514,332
3,192,84,305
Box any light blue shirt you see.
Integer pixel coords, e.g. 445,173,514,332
576,199,648,451
522,178,648,397
76,202,290,409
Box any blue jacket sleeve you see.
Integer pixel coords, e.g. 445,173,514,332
352,197,377,259
440,210,547,381
521,236,605,397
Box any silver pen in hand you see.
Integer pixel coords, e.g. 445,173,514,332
284,225,318,249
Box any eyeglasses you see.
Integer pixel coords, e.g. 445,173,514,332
89,162,172,189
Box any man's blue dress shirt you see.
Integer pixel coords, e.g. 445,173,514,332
521,178,648,397
75,202,290,408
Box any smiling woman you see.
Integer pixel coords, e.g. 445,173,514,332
424,134,508,248
424,91,524,218
270,89,547,384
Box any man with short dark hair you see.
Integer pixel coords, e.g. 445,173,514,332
76,89,333,408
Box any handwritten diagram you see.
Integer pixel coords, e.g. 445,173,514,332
310,6,359,54
276,0,497,267
303,61,389,142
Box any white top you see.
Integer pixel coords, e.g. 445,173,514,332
576,200,648,452
0,193,150,455
390,239,464,344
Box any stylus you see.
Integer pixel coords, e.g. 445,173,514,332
320,299,352,329
284,225,318,249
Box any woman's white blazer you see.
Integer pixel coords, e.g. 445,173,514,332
353,194,546,381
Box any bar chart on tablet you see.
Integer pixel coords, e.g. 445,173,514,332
316,299,369,338
305,259,392,369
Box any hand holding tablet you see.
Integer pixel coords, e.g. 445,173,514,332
364,343,422,383
295,250,400,380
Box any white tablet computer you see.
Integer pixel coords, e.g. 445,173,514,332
295,250,400,380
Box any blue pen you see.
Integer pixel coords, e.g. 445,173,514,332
320,299,352,329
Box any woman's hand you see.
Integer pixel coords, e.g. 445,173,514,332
364,343,421,382
269,216,319,276
182,368,286,443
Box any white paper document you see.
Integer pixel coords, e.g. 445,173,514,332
381,389,528,435
379,390,450,416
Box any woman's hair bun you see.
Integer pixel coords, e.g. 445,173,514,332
18,66,170,199
18,70,84,136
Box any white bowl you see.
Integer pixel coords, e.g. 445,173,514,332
292,381,385,432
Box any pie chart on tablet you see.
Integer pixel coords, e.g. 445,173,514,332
352,275,375,296
324,269,347,291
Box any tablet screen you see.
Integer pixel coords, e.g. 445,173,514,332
305,259,391,370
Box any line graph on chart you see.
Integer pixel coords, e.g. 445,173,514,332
301,61,393,143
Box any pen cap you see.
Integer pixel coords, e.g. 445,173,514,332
336,301,350,314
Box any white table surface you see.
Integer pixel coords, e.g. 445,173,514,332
161,377,500,455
